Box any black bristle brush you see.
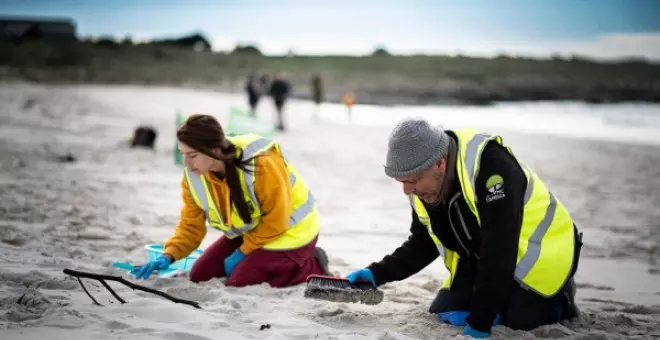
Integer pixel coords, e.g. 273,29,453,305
303,274,384,305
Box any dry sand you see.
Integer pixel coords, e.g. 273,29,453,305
1,83,659,339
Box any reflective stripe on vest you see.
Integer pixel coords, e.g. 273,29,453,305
184,136,316,239
408,194,444,257
411,129,575,297
408,194,458,289
459,133,532,216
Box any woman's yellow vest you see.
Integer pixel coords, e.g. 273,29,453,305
183,134,320,251
409,129,575,297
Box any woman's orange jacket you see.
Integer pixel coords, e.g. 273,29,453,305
163,149,292,260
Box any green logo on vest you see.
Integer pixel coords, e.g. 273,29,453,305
486,174,504,193
485,174,506,203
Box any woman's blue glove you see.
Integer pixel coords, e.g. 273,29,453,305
345,268,376,287
463,325,490,338
437,311,502,327
224,250,246,277
133,255,172,280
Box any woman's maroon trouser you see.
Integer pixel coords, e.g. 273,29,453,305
189,235,324,287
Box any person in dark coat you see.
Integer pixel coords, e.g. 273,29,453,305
346,118,582,338
311,74,324,120
269,72,291,132
311,74,324,104
245,73,261,116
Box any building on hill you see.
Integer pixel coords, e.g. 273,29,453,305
150,33,212,52
0,16,76,41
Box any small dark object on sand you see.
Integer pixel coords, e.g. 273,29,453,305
131,126,157,149
56,153,76,163
23,98,37,110
304,274,384,305
260,324,271,331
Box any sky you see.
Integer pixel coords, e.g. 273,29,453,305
1,0,660,60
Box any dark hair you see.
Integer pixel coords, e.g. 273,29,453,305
177,113,254,223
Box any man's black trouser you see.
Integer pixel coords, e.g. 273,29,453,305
429,227,583,331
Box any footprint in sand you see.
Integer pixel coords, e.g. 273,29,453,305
418,280,442,293
317,308,345,318
620,305,660,315
126,327,158,334
210,321,230,329
529,324,575,338
170,287,220,303
0,223,29,247
1,289,54,322
105,320,132,330
36,277,79,290
75,228,113,241
0,270,50,287
576,282,615,291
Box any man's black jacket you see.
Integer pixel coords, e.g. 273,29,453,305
367,135,527,332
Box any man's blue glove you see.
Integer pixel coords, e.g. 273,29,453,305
437,311,502,327
133,255,171,280
437,311,470,326
224,250,246,277
463,325,490,338
345,268,376,287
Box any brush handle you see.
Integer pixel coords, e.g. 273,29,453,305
307,274,375,286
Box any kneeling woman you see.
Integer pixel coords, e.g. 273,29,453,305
135,113,329,287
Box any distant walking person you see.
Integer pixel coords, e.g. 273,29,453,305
269,72,291,132
343,91,355,121
245,73,262,116
311,74,324,120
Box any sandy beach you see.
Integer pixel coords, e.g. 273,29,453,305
1,83,659,339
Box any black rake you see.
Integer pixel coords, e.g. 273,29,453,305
63,268,202,309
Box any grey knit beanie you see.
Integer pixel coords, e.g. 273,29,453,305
384,118,450,178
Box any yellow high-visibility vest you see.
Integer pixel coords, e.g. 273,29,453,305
184,134,320,250
410,129,575,297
